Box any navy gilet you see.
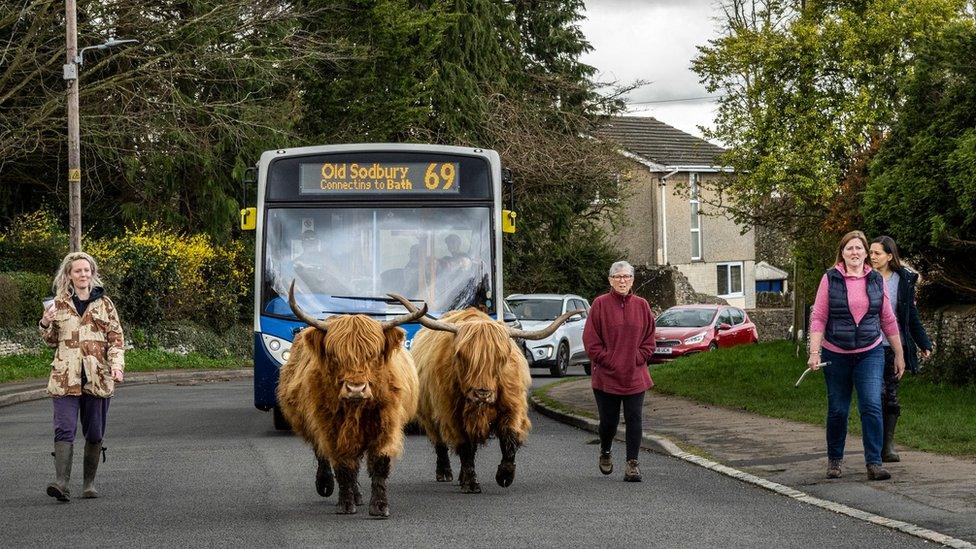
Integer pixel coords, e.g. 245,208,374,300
824,269,884,350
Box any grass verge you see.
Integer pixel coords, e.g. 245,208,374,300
531,377,597,420
649,340,976,457
0,349,250,384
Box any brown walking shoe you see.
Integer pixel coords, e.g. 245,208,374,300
599,451,613,475
826,459,842,479
623,459,642,482
866,463,891,481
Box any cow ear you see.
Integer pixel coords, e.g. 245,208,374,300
382,326,405,363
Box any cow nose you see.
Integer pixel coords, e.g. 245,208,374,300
346,382,367,394
475,389,492,400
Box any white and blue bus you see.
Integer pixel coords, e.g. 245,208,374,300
246,144,509,428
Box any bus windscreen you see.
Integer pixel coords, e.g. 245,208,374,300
262,206,493,317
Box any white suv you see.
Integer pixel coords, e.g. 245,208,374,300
506,293,591,377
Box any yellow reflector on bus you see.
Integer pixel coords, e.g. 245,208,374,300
502,210,517,233
240,207,256,230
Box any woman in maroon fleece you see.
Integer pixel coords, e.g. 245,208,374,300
583,261,656,482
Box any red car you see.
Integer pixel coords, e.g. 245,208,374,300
649,304,759,363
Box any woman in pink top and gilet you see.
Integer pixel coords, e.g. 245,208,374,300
808,231,905,481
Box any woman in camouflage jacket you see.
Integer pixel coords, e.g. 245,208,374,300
39,252,125,501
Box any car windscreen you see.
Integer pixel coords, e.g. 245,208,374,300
657,308,717,328
262,206,492,317
507,299,563,321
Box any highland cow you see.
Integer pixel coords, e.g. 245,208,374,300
393,296,581,493
276,285,423,518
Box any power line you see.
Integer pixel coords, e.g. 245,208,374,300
625,95,722,105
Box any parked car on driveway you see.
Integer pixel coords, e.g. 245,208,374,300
650,304,758,364
506,293,591,377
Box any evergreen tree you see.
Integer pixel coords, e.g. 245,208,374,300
864,20,976,301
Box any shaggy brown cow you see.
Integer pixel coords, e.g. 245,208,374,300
276,284,423,518
393,296,581,493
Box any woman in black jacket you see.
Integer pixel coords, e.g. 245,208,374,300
869,236,933,462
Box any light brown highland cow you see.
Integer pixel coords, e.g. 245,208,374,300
277,285,423,518
393,297,581,494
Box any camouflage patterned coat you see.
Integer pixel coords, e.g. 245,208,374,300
39,293,125,398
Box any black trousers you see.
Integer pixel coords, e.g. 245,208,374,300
593,388,645,461
882,346,901,417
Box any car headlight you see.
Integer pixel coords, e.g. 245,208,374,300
262,334,293,365
684,332,708,345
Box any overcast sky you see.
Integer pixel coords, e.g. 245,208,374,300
579,0,722,142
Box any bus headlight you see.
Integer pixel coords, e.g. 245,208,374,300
261,334,293,365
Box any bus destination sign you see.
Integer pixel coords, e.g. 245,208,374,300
299,162,461,195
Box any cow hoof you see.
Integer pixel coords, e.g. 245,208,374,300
316,463,334,498
335,499,357,514
496,462,516,488
436,470,453,482
368,501,390,518
460,481,481,494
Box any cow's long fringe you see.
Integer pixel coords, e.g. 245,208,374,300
412,309,532,449
276,316,419,470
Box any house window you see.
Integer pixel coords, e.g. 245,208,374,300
717,261,744,297
690,173,702,260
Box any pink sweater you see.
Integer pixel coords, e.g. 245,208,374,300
810,264,899,353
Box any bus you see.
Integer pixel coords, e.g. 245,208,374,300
245,144,509,429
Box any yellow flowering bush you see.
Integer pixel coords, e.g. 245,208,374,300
88,224,253,332
0,209,69,274
1,209,253,331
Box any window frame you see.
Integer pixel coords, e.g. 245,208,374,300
690,173,702,261
716,261,745,298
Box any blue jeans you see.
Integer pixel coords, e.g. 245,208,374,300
821,346,884,465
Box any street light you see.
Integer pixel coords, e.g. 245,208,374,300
62,0,139,251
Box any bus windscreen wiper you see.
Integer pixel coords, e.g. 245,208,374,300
331,295,423,304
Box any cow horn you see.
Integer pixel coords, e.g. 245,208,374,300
387,294,458,334
288,280,330,332
380,294,429,330
508,309,584,340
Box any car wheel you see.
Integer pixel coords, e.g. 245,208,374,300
583,362,592,376
550,342,570,377
272,406,291,431
708,342,718,352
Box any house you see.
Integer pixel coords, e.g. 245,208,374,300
596,116,758,309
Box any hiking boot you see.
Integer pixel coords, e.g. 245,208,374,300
82,441,103,498
46,442,73,502
866,463,891,481
599,451,613,475
882,413,901,463
826,459,842,479
623,459,642,482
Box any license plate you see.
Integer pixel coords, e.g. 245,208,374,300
654,347,673,355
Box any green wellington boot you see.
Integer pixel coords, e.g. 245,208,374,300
82,441,103,498
46,442,73,502
881,413,901,463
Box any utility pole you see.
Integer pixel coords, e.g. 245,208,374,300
65,0,82,252
62,4,137,252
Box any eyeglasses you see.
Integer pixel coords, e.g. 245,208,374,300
609,275,633,281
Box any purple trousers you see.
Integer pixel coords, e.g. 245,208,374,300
52,393,110,443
